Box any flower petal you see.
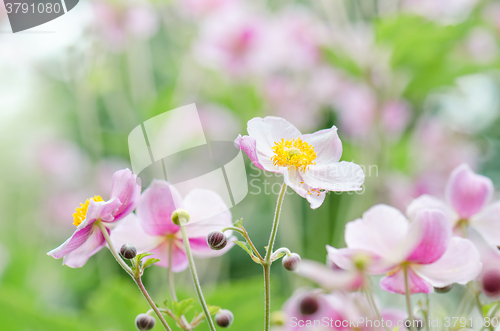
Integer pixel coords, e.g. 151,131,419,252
150,239,189,272
406,194,458,225
62,225,107,268
136,180,184,236
406,209,452,265
302,162,365,192
380,267,433,294
247,116,301,173
234,134,265,170
297,258,363,291
110,214,164,253
109,168,142,221
446,164,493,219
326,246,392,274
413,237,482,288
188,235,235,258
345,204,415,265
283,170,326,209
470,201,500,247
301,126,343,165
87,197,122,224
47,223,95,259
183,189,232,238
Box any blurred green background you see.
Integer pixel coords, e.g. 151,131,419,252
1,0,500,329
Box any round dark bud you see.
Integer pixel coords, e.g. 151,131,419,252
215,309,234,328
483,269,500,297
207,230,228,250
120,243,137,260
135,313,155,331
434,285,453,293
282,253,301,272
299,294,319,315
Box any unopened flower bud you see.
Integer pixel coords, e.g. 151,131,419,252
207,230,228,250
434,285,453,293
482,269,500,298
271,311,286,326
120,243,137,260
215,309,234,328
282,253,301,272
299,294,319,315
135,313,155,331
171,209,190,226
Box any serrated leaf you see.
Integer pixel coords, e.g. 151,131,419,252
234,218,243,229
142,258,160,269
233,240,253,257
172,299,195,318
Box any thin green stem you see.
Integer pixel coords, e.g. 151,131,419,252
364,280,390,331
180,221,217,331
404,265,416,331
263,182,287,331
222,226,263,261
168,240,192,331
221,226,246,236
97,222,172,331
263,263,271,331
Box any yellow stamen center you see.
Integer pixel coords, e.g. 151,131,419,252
73,195,103,227
271,138,317,172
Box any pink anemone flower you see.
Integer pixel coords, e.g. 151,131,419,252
330,204,481,294
47,169,141,268
234,117,364,209
110,180,234,272
407,163,500,247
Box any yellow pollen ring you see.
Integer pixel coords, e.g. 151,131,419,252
73,195,104,227
271,137,317,172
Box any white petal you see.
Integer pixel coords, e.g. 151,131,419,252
470,201,500,247
406,195,458,225
303,162,364,192
110,213,163,253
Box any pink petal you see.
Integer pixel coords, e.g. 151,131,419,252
182,189,232,238
380,267,433,294
136,180,184,236
413,237,482,288
406,194,458,225
47,222,95,259
87,197,123,224
110,214,163,253
297,259,363,291
188,235,235,258
470,201,500,247
302,162,365,192
150,239,189,272
406,209,451,264
326,246,391,274
62,226,107,268
301,126,343,165
110,168,142,221
345,205,414,264
446,164,493,219
381,309,409,331
234,134,265,170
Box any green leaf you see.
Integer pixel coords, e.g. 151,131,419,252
142,258,161,270
172,299,195,318
271,252,285,262
207,305,221,316
234,218,243,229
233,241,253,257
135,252,154,262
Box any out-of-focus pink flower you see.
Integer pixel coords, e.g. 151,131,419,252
92,1,159,51
193,4,266,76
282,289,349,331
198,104,241,141
297,259,364,292
179,0,236,18
34,138,91,188
110,180,234,272
464,28,499,64
47,169,141,268
408,164,500,247
235,117,364,209
469,231,500,298
331,204,481,294
380,100,411,136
